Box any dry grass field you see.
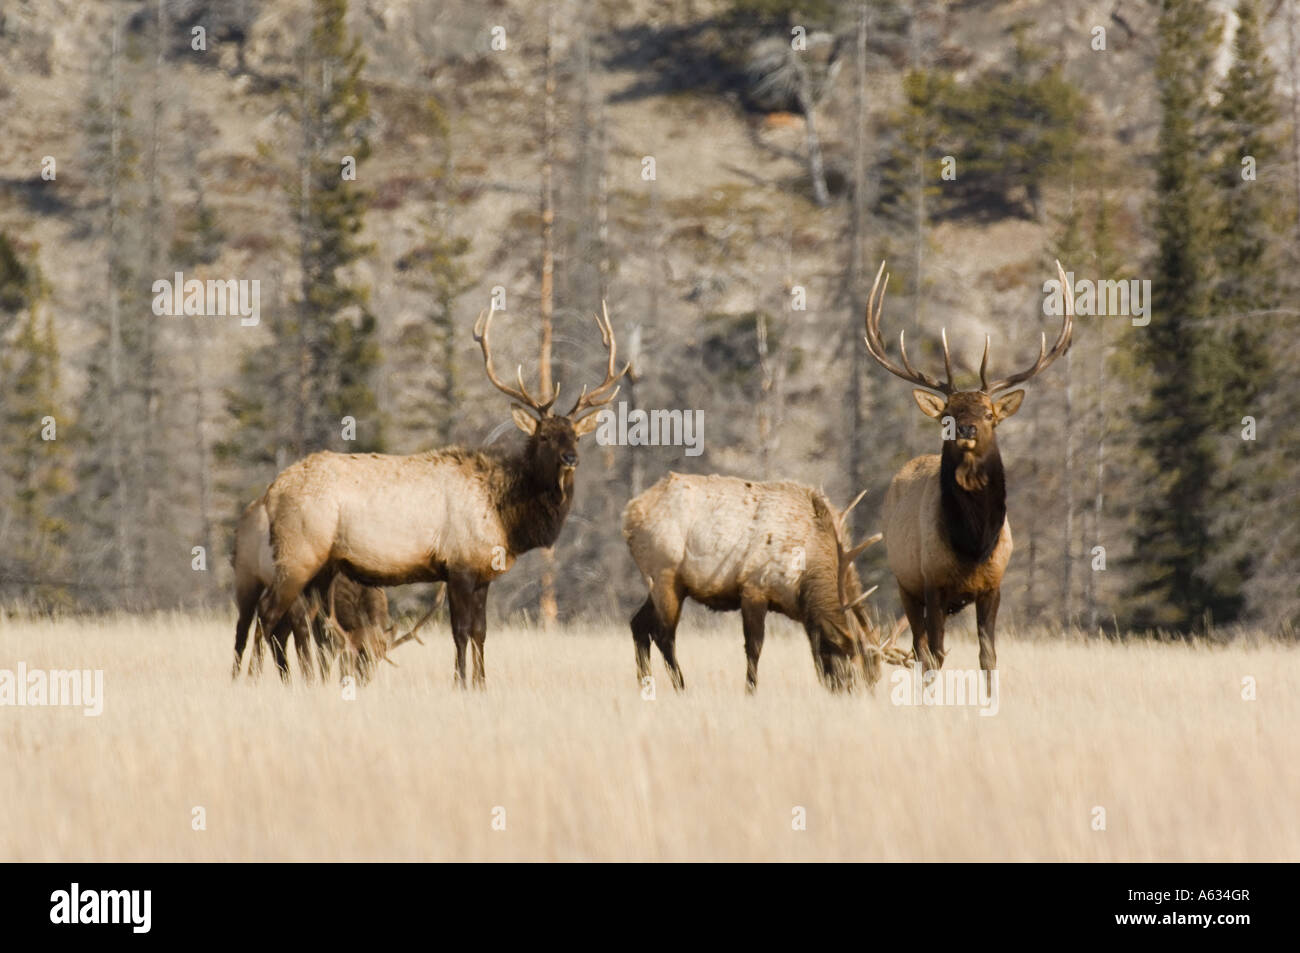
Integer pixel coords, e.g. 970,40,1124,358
2,612,1297,862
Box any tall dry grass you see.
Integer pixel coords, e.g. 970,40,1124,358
1,611,1296,861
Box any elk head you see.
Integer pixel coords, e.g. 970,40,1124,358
863,260,1074,473
831,490,904,687
474,301,628,501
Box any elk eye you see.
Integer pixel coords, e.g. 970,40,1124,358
985,413,993,421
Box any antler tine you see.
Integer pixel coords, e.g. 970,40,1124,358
940,327,954,389
984,260,1075,393
858,614,913,665
865,260,889,351
514,364,560,414
597,299,614,346
979,334,991,391
838,489,869,534
474,302,553,414
568,300,629,420
845,530,883,563
863,260,953,394
843,585,878,612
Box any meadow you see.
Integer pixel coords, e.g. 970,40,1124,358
2,612,1296,861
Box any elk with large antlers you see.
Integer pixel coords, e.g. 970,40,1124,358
250,302,625,687
622,474,908,693
863,261,1074,675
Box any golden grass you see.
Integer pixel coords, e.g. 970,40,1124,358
2,612,1296,861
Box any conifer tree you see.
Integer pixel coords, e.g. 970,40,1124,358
0,236,72,607
1207,0,1285,621
227,0,380,484
1126,0,1231,632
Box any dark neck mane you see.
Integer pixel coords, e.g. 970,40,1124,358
939,445,1007,562
495,447,574,556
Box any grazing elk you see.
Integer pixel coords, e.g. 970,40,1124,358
253,302,625,687
863,260,1074,675
232,496,400,684
232,496,317,680
623,474,907,693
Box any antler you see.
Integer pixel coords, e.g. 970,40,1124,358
474,301,561,416
869,616,914,666
981,260,1075,393
567,299,630,421
830,495,915,667
832,492,883,615
863,261,956,395
388,584,446,651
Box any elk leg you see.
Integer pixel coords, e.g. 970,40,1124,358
899,587,934,671
260,568,316,683
233,599,257,681
975,588,1000,675
649,578,685,691
250,618,265,679
630,596,656,687
470,582,489,689
267,616,292,682
447,572,475,689
740,596,766,694
291,606,315,684
922,586,947,669
315,615,334,682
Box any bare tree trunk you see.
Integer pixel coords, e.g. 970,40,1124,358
192,325,213,582
1087,302,1107,634
294,42,313,460
1025,394,1040,619
756,312,779,477
538,3,559,627
909,0,926,326
1286,0,1300,237
1062,345,1074,628
139,0,168,598
107,10,130,588
847,3,870,538
597,79,610,306
795,75,830,207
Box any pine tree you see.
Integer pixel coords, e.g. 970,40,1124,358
1125,0,1231,632
0,237,72,608
1048,180,1089,627
228,0,380,484
392,96,471,450
945,27,1088,219
1208,0,1287,622
1213,0,1279,402
74,9,148,600
1085,188,1126,634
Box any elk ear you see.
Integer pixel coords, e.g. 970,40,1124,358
912,389,947,419
511,405,539,435
572,412,602,438
993,389,1025,422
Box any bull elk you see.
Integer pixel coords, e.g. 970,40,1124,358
863,260,1073,675
253,302,625,687
622,473,907,693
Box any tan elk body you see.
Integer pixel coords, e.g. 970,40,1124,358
623,473,901,692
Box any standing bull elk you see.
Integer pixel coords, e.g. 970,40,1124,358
622,473,906,693
252,302,625,687
863,260,1074,674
